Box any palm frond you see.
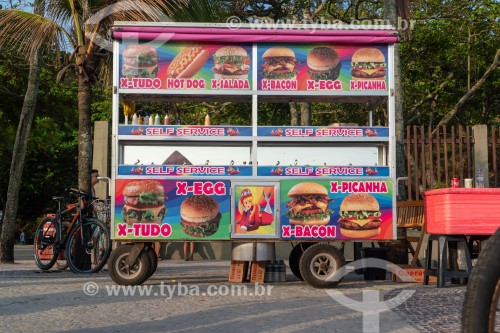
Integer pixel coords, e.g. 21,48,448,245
46,0,74,31
86,0,173,27
162,0,227,22
0,9,70,59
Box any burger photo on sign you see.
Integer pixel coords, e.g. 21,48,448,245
211,46,250,80
307,47,341,81
122,44,159,78
167,45,209,78
261,46,298,80
350,48,387,80
180,195,222,237
286,182,334,226
122,180,167,225
338,193,382,238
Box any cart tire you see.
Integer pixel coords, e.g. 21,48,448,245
145,246,158,279
289,243,314,280
299,243,346,288
462,228,500,333
108,244,151,285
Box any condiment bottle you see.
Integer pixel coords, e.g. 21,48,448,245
137,116,143,125
204,114,211,125
132,114,138,125
163,114,170,125
154,114,160,125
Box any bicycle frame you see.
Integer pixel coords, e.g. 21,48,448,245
44,193,90,249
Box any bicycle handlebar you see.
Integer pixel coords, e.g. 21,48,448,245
65,188,97,200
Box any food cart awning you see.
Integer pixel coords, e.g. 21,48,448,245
113,22,398,44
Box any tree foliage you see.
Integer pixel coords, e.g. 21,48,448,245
402,0,499,126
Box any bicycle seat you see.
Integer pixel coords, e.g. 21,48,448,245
52,196,64,201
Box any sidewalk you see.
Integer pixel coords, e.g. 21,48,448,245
0,259,465,332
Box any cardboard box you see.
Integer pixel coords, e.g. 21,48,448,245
229,261,249,283
391,265,437,283
250,261,267,283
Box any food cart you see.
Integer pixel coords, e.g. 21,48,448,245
109,22,399,287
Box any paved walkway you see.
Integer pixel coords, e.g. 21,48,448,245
0,256,466,333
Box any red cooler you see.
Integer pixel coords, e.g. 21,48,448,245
424,188,500,235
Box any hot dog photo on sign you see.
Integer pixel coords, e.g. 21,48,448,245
167,45,209,79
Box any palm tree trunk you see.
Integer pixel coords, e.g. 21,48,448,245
0,44,43,262
289,102,298,125
300,102,311,126
77,74,93,193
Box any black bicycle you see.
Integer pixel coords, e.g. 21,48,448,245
34,188,111,273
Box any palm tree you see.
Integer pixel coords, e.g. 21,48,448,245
0,0,45,262
0,0,187,262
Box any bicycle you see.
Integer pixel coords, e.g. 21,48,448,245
91,198,111,225
52,197,111,271
33,188,111,273
92,175,111,226
462,227,500,333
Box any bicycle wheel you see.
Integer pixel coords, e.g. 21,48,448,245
66,218,111,273
462,227,500,333
33,217,60,270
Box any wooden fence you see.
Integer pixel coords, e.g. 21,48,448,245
404,125,500,200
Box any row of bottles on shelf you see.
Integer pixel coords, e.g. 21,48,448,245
125,114,211,126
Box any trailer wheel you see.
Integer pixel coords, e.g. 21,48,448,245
145,246,158,279
108,244,151,285
289,243,314,280
299,243,346,288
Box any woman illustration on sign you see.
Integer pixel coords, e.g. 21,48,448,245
238,188,274,231
238,189,261,231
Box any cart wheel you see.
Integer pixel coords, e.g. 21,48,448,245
108,244,151,285
299,243,346,288
462,228,500,332
289,243,314,280
145,246,158,279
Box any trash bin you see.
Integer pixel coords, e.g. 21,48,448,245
360,247,389,280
